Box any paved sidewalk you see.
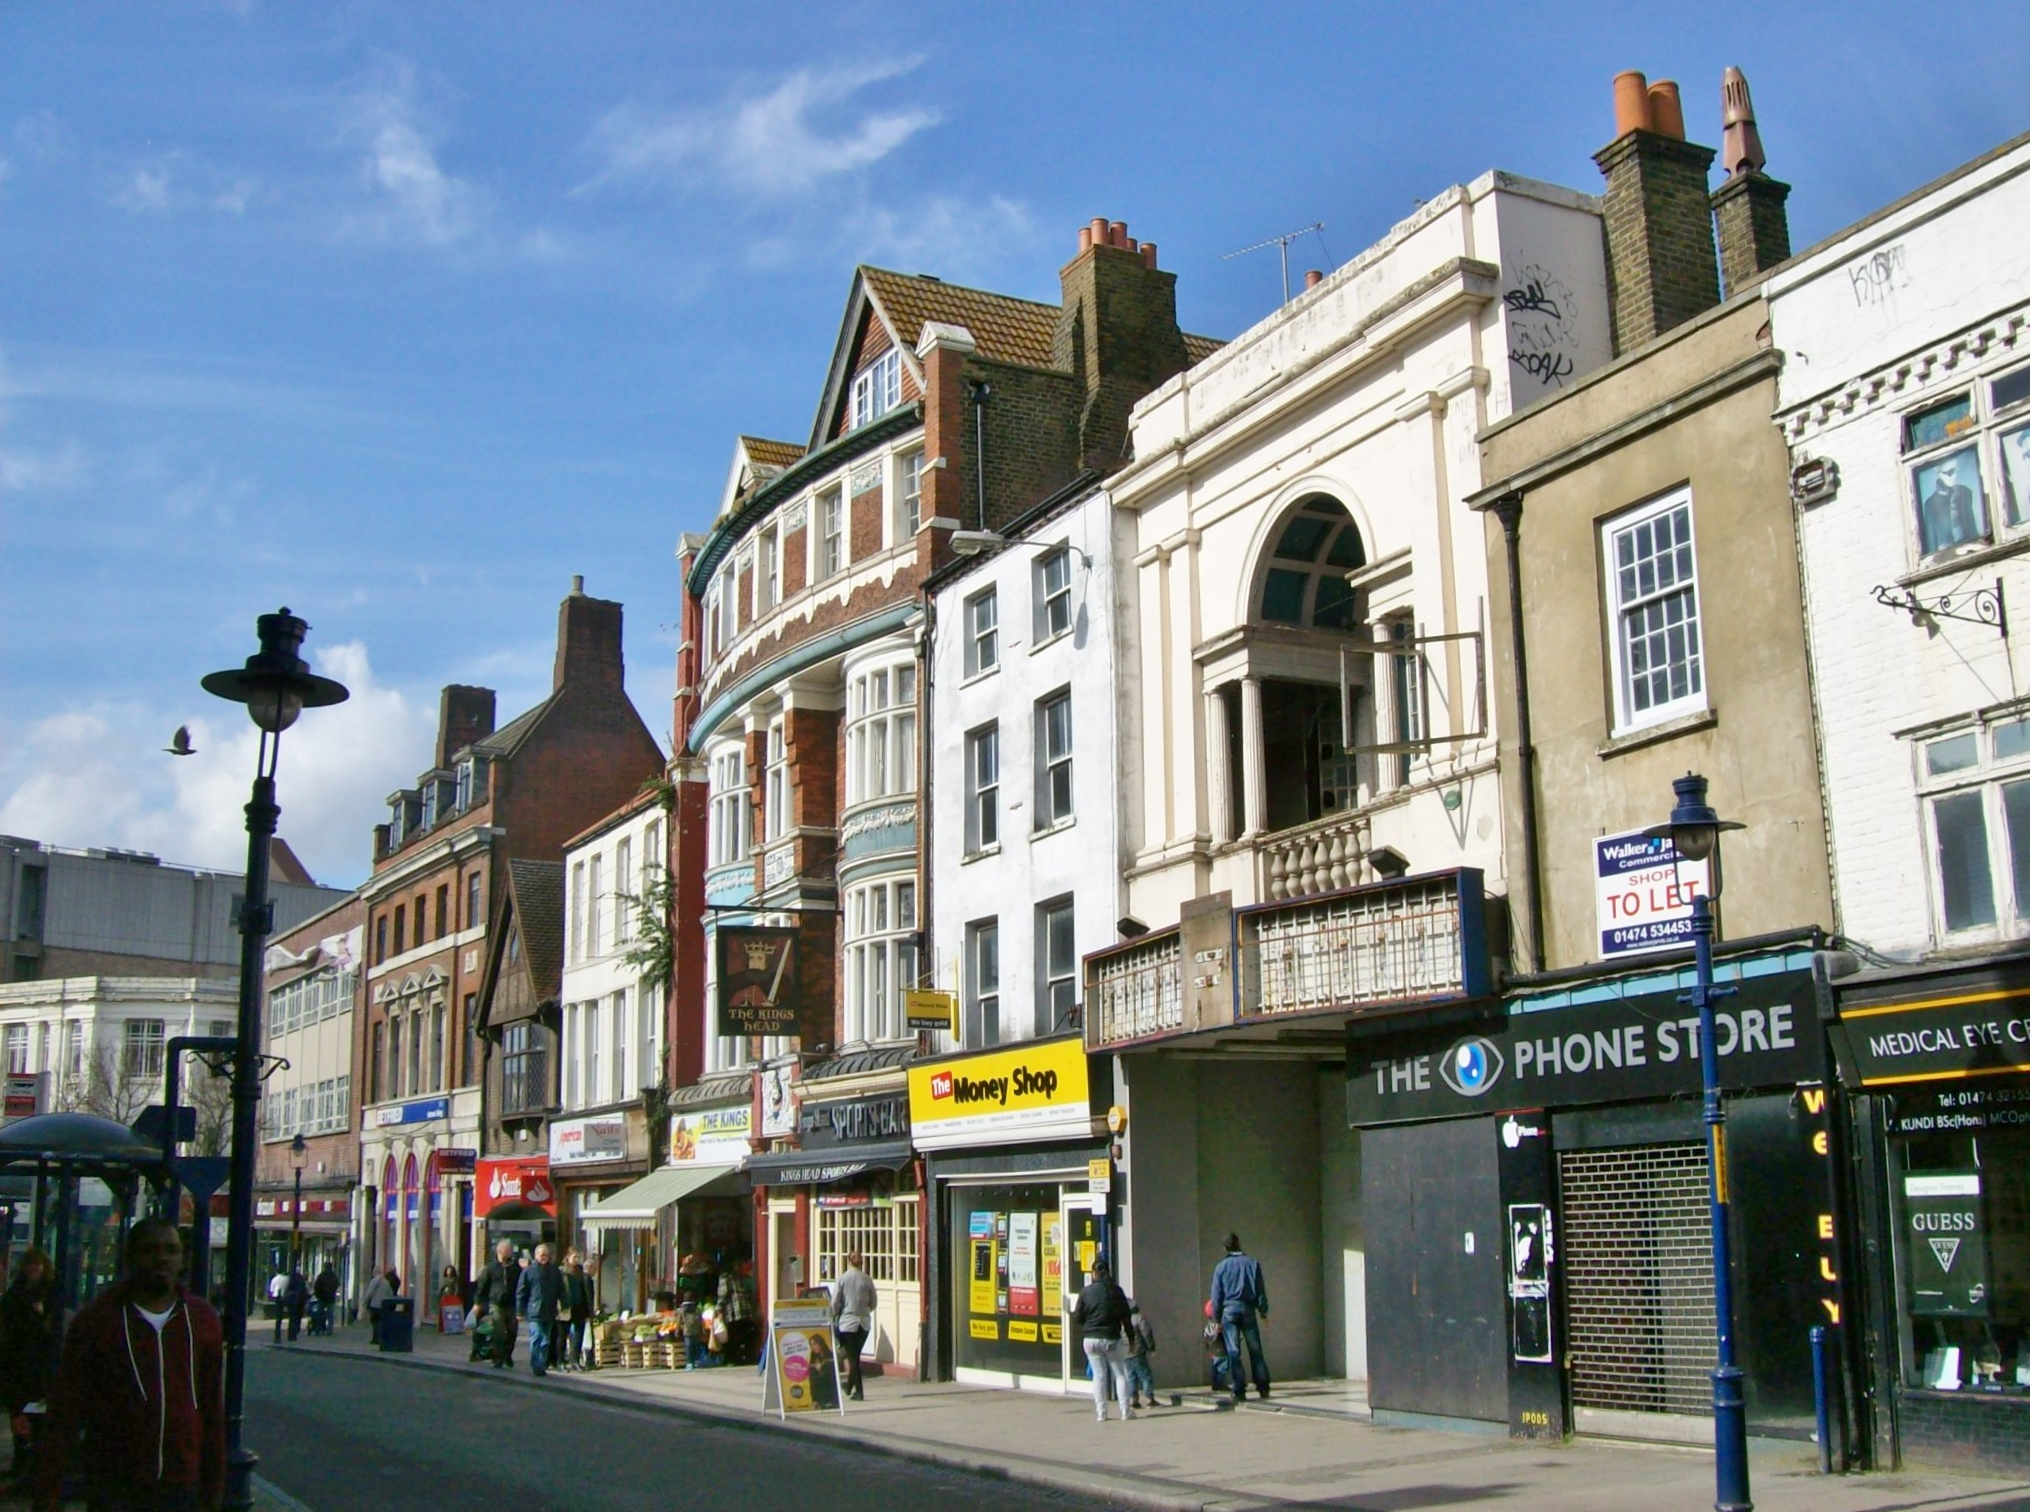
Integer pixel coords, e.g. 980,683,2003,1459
264,1324,2030,1511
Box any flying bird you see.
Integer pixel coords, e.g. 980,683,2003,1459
164,725,195,756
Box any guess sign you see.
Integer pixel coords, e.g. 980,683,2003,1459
474,1157,554,1216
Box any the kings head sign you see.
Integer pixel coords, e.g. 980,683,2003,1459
717,926,799,1035
1347,965,1824,1125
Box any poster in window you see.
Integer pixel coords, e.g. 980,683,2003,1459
968,1210,998,1317
1007,1212,1039,1316
717,927,799,1035
1913,445,1987,555
1904,1171,1990,1318
2003,424,2030,527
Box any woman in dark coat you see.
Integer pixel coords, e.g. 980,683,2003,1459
0,1248,56,1483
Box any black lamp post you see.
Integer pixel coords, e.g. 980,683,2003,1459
202,610,347,1512
1645,773,1749,1512
288,1133,307,1266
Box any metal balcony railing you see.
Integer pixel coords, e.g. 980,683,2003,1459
1241,874,1472,1017
1088,931,1183,1047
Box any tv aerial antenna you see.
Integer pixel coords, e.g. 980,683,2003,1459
1221,221,1327,304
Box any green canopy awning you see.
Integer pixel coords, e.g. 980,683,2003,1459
577,1164,740,1230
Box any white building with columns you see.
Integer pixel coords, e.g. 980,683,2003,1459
1096,170,1613,1391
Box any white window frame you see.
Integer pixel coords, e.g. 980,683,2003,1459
894,449,923,541
123,1018,166,1082
764,717,789,841
709,746,751,868
964,588,998,678
1035,547,1073,643
845,658,918,806
716,565,737,651
1035,688,1074,830
639,981,662,1091
966,918,1000,1049
843,876,918,1044
756,528,780,616
610,988,628,1102
615,837,634,946
1603,488,1706,735
569,861,586,962
851,349,903,430
588,853,604,961
965,724,999,855
818,488,844,580
1916,714,2030,942
1038,897,1077,1039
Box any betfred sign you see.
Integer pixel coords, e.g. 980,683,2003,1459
474,1157,554,1217
1594,830,1711,959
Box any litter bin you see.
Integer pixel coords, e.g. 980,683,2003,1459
378,1297,415,1353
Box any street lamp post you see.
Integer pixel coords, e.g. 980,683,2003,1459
202,610,348,1512
1646,773,1749,1512
288,1133,307,1266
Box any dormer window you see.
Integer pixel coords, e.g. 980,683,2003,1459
420,783,439,831
851,349,902,430
455,759,475,812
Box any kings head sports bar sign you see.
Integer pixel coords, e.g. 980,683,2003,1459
1347,964,1823,1125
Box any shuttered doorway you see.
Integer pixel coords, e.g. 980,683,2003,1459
1559,1142,1716,1427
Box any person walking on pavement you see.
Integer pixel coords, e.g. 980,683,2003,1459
0,1249,57,1486
559,1251,590,1372
1210,1232,1271,1403
1123,1300,1158,1410
360,1267,393,1347
516,1243,564,1377
35,1216,224,1512
281,1268,309,1343
473,1241,519,1369
1071,1259,1134,1422
266,1266,288,1343
828,1251,876,1402
310,1265,338,1337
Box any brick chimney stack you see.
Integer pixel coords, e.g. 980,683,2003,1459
553,575,625,695
1594,71,1722,353
435,685,497,767
1710,67,1792,296
1054,218,1191,474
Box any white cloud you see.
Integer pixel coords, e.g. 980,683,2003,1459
842,194,1037,278
337,57,489,246
105,150,259,217
0,641,433,888
585,57,937,199
112,163,174,213
0,438,89,492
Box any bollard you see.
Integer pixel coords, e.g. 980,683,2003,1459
1811,1324,1833,1475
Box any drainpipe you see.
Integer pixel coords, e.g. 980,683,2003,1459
1489,492,1545,975
967,380,992,530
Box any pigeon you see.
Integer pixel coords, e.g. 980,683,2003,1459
164,725,195,756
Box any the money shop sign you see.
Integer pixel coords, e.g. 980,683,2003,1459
908,1037,1092,1151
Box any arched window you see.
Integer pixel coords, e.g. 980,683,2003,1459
1256,495,1365,629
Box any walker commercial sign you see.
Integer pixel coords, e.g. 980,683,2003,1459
1347,966,1823,1125
1594,830,1711,959
907,1036,1092,1151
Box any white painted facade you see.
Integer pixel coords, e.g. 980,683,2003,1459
1104,170,1612,1389
1766,138,2030,955
0,975,237,1121
1112,171,1611,928
926,484,1123,1050
560,803,665,1113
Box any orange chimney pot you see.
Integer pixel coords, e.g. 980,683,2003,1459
1647,80,1685,140
1613,70,1652,135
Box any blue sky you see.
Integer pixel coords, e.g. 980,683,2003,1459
3,1,2024,887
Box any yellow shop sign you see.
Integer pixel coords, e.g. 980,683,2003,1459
907,1037,1093,1151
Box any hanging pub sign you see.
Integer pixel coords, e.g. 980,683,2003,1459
717,926,799,1035
1347,965,1823,1125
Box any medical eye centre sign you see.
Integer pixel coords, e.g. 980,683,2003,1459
1347,969,1823,1125
1595,830,1711,960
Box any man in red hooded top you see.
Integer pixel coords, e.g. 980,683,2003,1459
36,1215,224,1512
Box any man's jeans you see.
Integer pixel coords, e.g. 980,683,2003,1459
1082,1336,1134,1419
1221,1312,1270,1400
527,1317,553,1375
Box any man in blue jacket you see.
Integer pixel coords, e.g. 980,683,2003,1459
516,1243,565,1377
1209,1231,1270,1403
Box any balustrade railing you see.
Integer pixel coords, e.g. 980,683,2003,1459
1259,811,1374,901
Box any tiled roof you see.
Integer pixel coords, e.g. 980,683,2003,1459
860,267,1060,369
471,697,551,759
740,436,805,473
1184,332,1226,365
506,859,565,1001
670,1070,753,1108
803,1043,917,1081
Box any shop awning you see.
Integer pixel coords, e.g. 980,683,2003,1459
577,1164,740,1230
743,1141,913,1188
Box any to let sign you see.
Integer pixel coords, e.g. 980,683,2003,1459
1594,830,1711,960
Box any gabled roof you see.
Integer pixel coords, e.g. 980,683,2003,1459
716,436,808,525
506,858,565,999
809,267,1063,449
741,436,806,473
468,696,552,760
1184,332,1226,365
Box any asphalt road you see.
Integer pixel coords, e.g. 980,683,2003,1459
246,1348,1108,1512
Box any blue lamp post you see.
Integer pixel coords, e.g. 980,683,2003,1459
202,610,348,1511
1646,772,1749,1512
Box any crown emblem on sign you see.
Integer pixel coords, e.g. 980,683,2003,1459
743,940,772,971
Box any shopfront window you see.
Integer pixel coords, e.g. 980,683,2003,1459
950,1184,1086,1383
1889,1122,2030,1391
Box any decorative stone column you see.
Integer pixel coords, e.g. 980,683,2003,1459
1239,675,1268,840
1206,685,1233,844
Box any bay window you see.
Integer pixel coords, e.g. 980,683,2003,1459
844,877,918,1044
847,660,917,805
